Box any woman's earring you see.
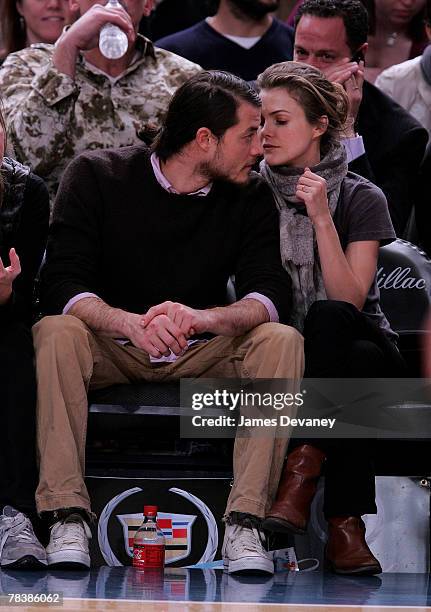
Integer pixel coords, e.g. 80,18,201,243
19,16,25,30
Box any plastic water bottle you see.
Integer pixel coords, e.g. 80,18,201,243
99,0,128,60
133,506,166,570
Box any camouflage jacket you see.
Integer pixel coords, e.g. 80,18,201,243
0,36,201,202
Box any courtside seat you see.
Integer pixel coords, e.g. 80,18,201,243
89,381,180,415
87,239,431,474
89,238,431,416
377,239,431,374
373,239,431,474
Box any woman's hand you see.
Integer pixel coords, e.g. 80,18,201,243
296,168,331,226
0,248,21,305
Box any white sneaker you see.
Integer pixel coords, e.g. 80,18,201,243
222,522,274,575
46,513,91,569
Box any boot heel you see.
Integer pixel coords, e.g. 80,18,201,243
262,516,306,535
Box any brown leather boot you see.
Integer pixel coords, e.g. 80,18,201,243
262,444,325,535
326,516,382,575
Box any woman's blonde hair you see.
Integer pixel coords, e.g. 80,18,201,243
257,61,349,153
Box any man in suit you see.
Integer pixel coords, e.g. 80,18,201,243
293,0,428,237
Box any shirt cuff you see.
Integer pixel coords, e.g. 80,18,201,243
33,63,79,106
342,135,365,163
241,292,279,323
63,292,99,314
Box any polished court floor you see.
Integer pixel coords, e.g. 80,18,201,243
0,568,430,611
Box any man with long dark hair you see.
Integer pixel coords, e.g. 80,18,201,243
33,71,303,573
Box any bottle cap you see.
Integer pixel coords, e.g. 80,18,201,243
144,505,158,516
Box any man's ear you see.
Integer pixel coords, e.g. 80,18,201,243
195,127,217,152
143,0,155,17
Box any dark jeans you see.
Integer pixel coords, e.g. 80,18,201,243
296,300,406,518
0,318,38,517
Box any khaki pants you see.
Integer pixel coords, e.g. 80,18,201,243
32,315,304,519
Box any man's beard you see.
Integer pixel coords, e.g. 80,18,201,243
227,0,279,21
197,158,254,185
198,159,233,184
198,140,257,185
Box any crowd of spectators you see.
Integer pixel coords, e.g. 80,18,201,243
375,0,431,135
0,0,429,579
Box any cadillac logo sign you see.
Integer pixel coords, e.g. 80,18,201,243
117,511,196,564
98,486,219,567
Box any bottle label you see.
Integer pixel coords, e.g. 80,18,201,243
133,544,165,569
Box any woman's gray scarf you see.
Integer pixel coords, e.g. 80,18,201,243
260,142,348,332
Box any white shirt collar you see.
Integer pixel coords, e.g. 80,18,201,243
150,153,212,196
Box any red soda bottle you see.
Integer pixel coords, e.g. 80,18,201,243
133,505,165,569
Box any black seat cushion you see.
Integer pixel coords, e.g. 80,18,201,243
89,381,180,411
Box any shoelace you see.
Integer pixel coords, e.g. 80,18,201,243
12,521,35,543
230,524,268,556
0,513,33,557
50,518,91,546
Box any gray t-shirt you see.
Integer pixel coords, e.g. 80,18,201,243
333,172,397,340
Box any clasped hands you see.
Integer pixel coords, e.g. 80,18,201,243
126,302,211,359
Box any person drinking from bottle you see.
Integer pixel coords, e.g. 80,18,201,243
0,0,201,205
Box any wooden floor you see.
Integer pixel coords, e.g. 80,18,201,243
0,568,429,611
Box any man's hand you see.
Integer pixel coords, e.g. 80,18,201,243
69,296,270,346
324,59,365,133
0,248,21,305
296,169,331,226
53,2,135,77
124,311,189,358
141,301,212,338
